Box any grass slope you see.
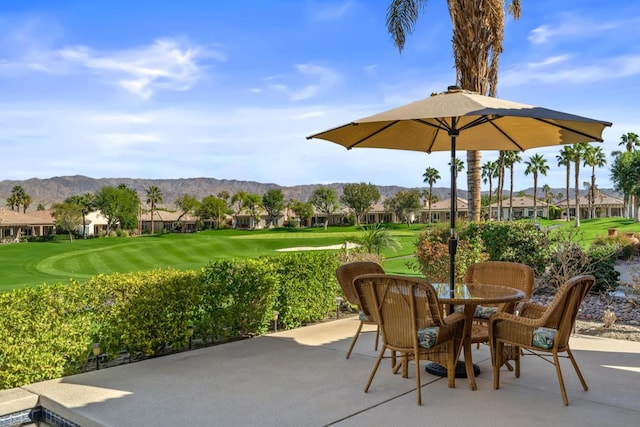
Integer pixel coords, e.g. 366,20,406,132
1,219,637,292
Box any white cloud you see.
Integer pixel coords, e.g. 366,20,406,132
310,1,356,22
266,63,341,101
57,39,221,100
528,16,639,45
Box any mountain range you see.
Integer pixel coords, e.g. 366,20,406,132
0,175,616,210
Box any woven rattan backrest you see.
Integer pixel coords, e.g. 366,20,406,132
356,274,442,351
464,261,535,299
336,262,384,307
551,275,594,348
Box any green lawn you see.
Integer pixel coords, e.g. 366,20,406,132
0,225,424,292
2,218,637,292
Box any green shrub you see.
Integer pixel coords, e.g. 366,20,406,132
197,259,280,342
86,269,200,358
0,282,93,389
587,245,620,294
272,252,340,329
413,223,487,282
477,221,552,275
591,234,638,260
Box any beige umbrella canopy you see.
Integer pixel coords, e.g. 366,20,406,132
307,86,612,291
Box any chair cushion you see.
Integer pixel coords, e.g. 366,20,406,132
417,326,440,349
473,305,497,319
359,311,369,322
532,327,557,349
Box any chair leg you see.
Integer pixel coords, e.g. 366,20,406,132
365,344,386,393
374,324,380,351
567,348,588,391
493,341,503,390
447,341,456,388
414,351,422,406
553,352,569,406
346,321,364,359
514,346,521,378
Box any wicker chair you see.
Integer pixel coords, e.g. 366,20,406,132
464,261,535,348
356,274,465,406
335,262,385,358
489,275,594,406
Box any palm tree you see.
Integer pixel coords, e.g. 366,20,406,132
503,151,521,220
387,0,522,223
422,166,441,224
481,160,498,220
556,146,573,222
583,145,607,219
619,132,640,153
524,153,549,222
496,151,506,220
146,185,163,234
570,143,589,227
542,183,552,214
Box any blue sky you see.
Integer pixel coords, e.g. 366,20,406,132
1,0,638,193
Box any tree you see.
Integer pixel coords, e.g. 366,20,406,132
556,146,573,222
51,201,83,241
175,194,200,222
503,150,522,221
6,185,30,212
383,189,422,227
570,143,589,226
231,191,248,228
145,185,164,234
481,160,498,220
542,184,552,211
196,195,228,229
36,203,45,211
611,151,640,221
242,193,263,229
340,183,380,226
94,185,140,234
422,167,440,224
292,200,314,227
619,132,640,153
524,153,549,221
583,145,607,219
387,0,522,222
308,187,340,230
355,223,400,255
66,193,96,238
262,189,284,227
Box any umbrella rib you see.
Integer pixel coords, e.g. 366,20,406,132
487,119,525,151
346,121,400,149
533,117,605,142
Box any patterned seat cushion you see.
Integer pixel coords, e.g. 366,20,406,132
473,305,497,319
532,327,557,349
417,326,440,349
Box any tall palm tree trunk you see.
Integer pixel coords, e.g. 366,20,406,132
574,161,581,227
565,162,570,222
509,165,515,221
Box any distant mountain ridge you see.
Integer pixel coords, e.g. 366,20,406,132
0,175,618,210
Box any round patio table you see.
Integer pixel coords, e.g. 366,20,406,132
428,282,525,390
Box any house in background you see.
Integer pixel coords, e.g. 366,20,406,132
422,197,469,223
560,192,624,219
79,211,110,237
490,195,549,220
0,208,55,241
139,211,198,233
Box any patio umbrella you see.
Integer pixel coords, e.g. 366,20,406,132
307,86,612,293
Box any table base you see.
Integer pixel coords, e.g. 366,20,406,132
425,361,480,378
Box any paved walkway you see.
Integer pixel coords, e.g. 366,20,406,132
2,317,639,426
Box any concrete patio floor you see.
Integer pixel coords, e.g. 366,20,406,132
3,317,640,426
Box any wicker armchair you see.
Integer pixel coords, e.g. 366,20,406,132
464,261,535,347
489,275,594,405
335,262,385,358
356,274,465,406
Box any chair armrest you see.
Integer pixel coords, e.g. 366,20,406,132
519,302,547,319
442,311,465,326
489,310,546,329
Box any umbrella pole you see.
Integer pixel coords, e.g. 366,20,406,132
448,127,459,308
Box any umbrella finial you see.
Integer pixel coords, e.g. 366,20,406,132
447,85,462,92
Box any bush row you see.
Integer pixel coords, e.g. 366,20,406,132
0,252,341,390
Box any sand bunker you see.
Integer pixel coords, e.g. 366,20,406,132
276,242,360,252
